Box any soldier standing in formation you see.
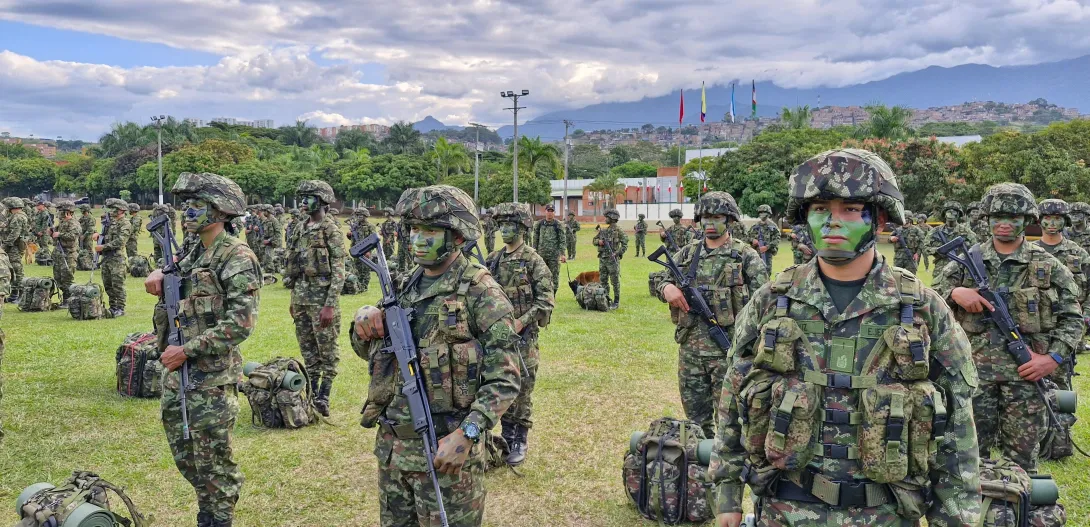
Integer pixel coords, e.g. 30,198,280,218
347,207,376,293
284,181,346,417
150,204,169,262
77,203,96,270
244,206,261,250
481,209,496,254
1067,202,1090,253
657,192,765,438
888,211,924,273
146,172,260,527
531,204,566,294
934,183,1083,474
710,149,981,527
925,201,978,272
261,205,283,273
564,210,580,259
486,202,555,466
352,185,521,527
966,201,990,240
915,212,932,271
592,208,627,309
1033,198,1090,389
31,199,53,261
746,204,781,277
126,203,142,259
380,207,399,258
633,213,648,257
51,200,81,308
2,198,29,303
94,198,131,318
660,208,691,252
787,223,815,264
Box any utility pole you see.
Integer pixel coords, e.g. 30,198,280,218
501,90,529,202
562,119,573,218
151,115,166,205
469,122,485,206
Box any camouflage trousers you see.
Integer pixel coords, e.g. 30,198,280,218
756,497,914,527
262,246,279,273
792,249,805,265
292,303,341,381
52,249,76,301
599,257,620,303
5,245,23,297
541,254,561,294
353,258,371,291
484,232,495,255
893,251,918,273
503,338,539,429
635,233,646,257
101,254,126,310
376,431,486,527
36,235,52,258
566,236,576,259
678,350,727,438
974,380,1046,473
126,238,139,260
383,240,395,259
162,383,243,522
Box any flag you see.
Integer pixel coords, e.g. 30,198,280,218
729,83,736,123
678,182,684,202
700,82,706,123
678,89,685,124
703,180,708,192
751,80,757,118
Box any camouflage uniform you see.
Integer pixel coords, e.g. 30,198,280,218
284,180,346,417
78,204,96,268
728,220,747,245
925,202,978,271
531,212,566,294
788,223,815,265
660,209,691,252
915,214,933,271
52,200,81,305
127,203,142,258
396,220,412,275
1,199,29,300
747,205,782,276
347,208,376,292
352,185,521,527
261,206,283,272
1067,202,1090,254
966,201,990,241
0,245,9,440
888,224,921,273
481,212,496,254
564,211,580,259
657,192,766,437
933,184,1083,474
633,214,648,257
593,210,628,308
98,199,132,316
710,149,981,527
485,202,554,466
31,202,53,260
150,204,168,262
244,207,261,250
380,209,399,258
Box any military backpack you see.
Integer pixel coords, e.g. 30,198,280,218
33,248,52,266
978,458,1065,527
76,249,94,271
67,283,104,320
342,272,362,295
15,471,151,527
127,255,151,278
115,332,164,399
622,417,715,524
240,358,316,429
575,282,610,311
1039,379,1079,461
18,277,56,312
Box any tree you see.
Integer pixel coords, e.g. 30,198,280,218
586,172,625,209
516,136,561,178
481,169,550,206
383,122,423,154
0,157,57,196
609,145,632,167
96,122,151,157
779,105,812,130
569,144,609,180
862,104,914,140
362,154,437,205
334,129,381,156
430,137,471,179
610,160,657,180
0,143,43,160
277,121,321,148
220,160,283,203
640,123,655,133
336,149,374,202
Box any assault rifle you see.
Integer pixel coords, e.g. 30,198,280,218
461,239,485,266
595,225,618,265
648,243,731,352
90,214,110,280
657,220,680,253
756,225,772,269
350,233,449,527
147,215,192,441
888,224,920,266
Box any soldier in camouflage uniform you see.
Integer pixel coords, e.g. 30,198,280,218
564,210,580,259
1067,202,1090,253
710,148,981,527
31,199,53,261
481,209,496,255
787,223,815,264
352,184,521,527
78,204,96,268
150,204,168,262
380,207,399,258
888,211,923,273
146,172,260,527
284,180,346,417
262,205,283,272
660,208,691,252
966,201,990,241
915,213,932,271
934,183,1083,474
396,218,413,275
244,206,261,250
531,204,567,294
0,243,9,440
925,201,978,272
1,198,29,302
94,199,131,317
51,200,81,308
485,202,554,466
126,203,142,258
633,213,648,257
165,203,180,241
747,204,782,277
657,192,766,437
347,207,376,292
592,208,628,309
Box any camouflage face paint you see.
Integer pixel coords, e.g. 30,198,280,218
990,214,1026,242
499,222,521,244
758,212,769,220
809,202,876,265
185,199,212,233
302,195,321,213
410,225,451,266
1072,212,1087,228
701,215,728,239
944,210,958,227
1041,215,1065,235
970,209,982,220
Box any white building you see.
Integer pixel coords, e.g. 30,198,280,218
183,118,207,128
210,117,237,125
252,119,275,129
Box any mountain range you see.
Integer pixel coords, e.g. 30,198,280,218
412,115,459,133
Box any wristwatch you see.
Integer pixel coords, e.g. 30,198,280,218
460,421,481,444
1049,352,1064,365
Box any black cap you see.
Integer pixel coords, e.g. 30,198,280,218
545,204,555,211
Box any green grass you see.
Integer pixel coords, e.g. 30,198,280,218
1,223,1088,526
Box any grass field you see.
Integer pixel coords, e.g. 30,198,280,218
1,219,1088,526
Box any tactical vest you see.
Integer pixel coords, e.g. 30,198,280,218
284,219,334,283
671,242,752,349
734,265,946,515
1036,240,1086,298
487,246,549,328
535,219,563,249
952,248,1059,343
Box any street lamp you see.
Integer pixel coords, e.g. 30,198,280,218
151,115,166,205
468,122,486,206
500,89,529,202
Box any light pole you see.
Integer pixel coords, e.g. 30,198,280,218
468,122,485,206
500,89,529,203
151,115,166,205
562,119,573,217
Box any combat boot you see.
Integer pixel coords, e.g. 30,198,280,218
314,377,333,417
197,512,214,527
212,519,232,527
507,424,528,466
309,375,321,412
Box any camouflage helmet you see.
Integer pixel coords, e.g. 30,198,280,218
297,180,336,204
22,198,33,208
330,208,340,215
128,202,140,212
104,198,128,212
966,201,982,213
1070,202,1090,216
353,207,370,217
637,213,645,219
757,204,773,215
273,204,284,213
568,210,576,217
917,213,928,222
941,201,964,218
383,207,396,216
3,197,23,210
395,185,481,241
695,191,742,222
79,203,91,212
982,183,1038,221
152,203,167,213
171,172,246,217
1038,198,1070,225
603,208,620,220
491,202,533,229
668,208,683,219
788,148,906,225
54,199,76,212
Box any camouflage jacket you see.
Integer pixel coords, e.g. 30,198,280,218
1035,237,1090,319
1,211,29,249
634,219,647,235
31,209,52,237
889,225,919,258
788,224,814,252
100,214,132,257
1067,226,1090,255
0,247,10,307
167,231,262,390
925,223,978,258
658,238,767,354
482,216,496,236
532,218,567,258
380,219,399,242
969,218,990,240
284,215,346,307
564,216,580,236
485,241,555,334
347,218,375,246
79,214,95,247
261,216,282,248
661,222,692,250
728,221,747,243
593,224,628,260
709,257,981,526
746,218,782,254
933,240,1084,382
129,215,143,243
55,217,81,252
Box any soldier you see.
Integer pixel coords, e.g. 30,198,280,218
592,208,628,309
351,184,521,527
657,192,765,437
924,201,978,272
244,206,261,249
261,205,283,272
347,207,376,292
481,209,496,254
660,208,692,252
966,201,990,240
888,212,923,273
485,202,554,466
564,210,580,259
165,203,180,240
710,148,981,527
51,200,81,308
2,198,30,302
149,204,168,262
633,213,648,257
1067,202,1090,253
145,172,260,527
126,203,142,258
787,223,815,264
284,208,300,241
380,207,399,258
746,204,781,277
915,213,932,271
395,217,412,274
531,204,567,294
933,183,1082,474
94,199,132,317
284,180,346,417
77,203,96,269
30,199,53,261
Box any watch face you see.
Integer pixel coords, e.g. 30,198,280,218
463,422,480,438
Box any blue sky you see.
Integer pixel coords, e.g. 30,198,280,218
0,20,220,68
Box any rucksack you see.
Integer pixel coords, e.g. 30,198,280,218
240,358,316,429
115,332,163,398
342,272,362,295
622,417,715,524
68,283,105,320
34,248,52,266
128,255,151,277
979,458,1065,527
15,471,152,527
576,282,610,312
76,248,94,270
18,277,56,312
1040,379,1079,461
649,270,667,297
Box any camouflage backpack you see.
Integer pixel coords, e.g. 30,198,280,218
115,332,163,398
18,277,56,312
240,358,316,429
623,417,715,524
342,272,362,295
576,282,610,312
15,471,152,527
979,458,1065,527
127,255,151,277
68,283,104,320
1040,380,1079,461
76,249,94,271
33,248,52,266
649,270,668,297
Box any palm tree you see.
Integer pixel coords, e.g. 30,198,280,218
863,104,914,140
383,121,422,154
586,173,625,210
431,137,471,179
153,117,198,148
278,120,321,148
515,136,561,178
780,105,812,129
97,122,150,157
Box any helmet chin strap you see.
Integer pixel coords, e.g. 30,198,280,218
817,225,878,267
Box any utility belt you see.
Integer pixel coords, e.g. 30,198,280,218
771,468,893,509
377,413,462,440
101,247,120,256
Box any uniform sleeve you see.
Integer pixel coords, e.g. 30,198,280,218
461,279,521,432
618,228,628,256
741,246,769,291
657,244,692,299
183,247,262,359
0,250,10,301
2,217,24,245
1046,257,1084,355
60,220,80,244
104,220,130,251
930,259,966,303
323,221,347,308
520,253,555,330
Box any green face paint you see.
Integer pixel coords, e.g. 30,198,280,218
944,210,958,226
410,226,449,266
808,204,876,265
1072,212,1087,228
302,195,321,213
700,216,728,239
1041,215,1065,235
990,214,1026,242
500,222,521,244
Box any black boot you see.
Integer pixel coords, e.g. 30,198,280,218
507,424,528,466
197,512,214,527
212,519,232,527
501,420,517,448
315,377,333,417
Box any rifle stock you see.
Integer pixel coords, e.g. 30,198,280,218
648,244,732,352
147,215,192,441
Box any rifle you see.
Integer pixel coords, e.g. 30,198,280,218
889,224,920,265
686,224,704,241
657,220,679,253
350,233,449,526
756,225,772,268
595,225,619,265
461,239,485,266
147,215,192,441
648,243,732,353
90,214,110,282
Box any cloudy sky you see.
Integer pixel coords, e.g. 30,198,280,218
2,0,1090,141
